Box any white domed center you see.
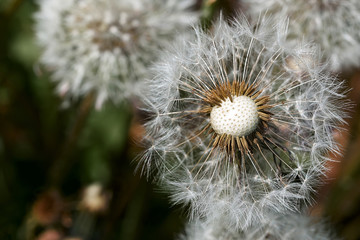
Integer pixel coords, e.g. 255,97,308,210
210,95,259,137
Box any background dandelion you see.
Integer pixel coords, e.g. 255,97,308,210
179,212,337,240
243,0,360,72
35,0,198,108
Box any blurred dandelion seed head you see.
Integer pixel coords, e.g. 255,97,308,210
35,0,198,108
180,212,338,240
244,0,360,72
69,4,140,53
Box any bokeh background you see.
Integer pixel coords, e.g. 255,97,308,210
0,0,360,239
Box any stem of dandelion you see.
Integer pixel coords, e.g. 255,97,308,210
49,93,94,187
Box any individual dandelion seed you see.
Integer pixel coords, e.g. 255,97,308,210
34,0,198,108
243,0,360,72
140,15,348,229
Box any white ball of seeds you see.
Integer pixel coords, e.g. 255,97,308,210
210,95,259,137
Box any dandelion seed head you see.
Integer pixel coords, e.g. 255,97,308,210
179,213,338,240
244,0,360,72
35,0,198,107
140,15,348,229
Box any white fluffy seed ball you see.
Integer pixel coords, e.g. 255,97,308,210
210,96,259,137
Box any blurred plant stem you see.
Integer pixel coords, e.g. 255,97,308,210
4,0,23,17
48,93,94,187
